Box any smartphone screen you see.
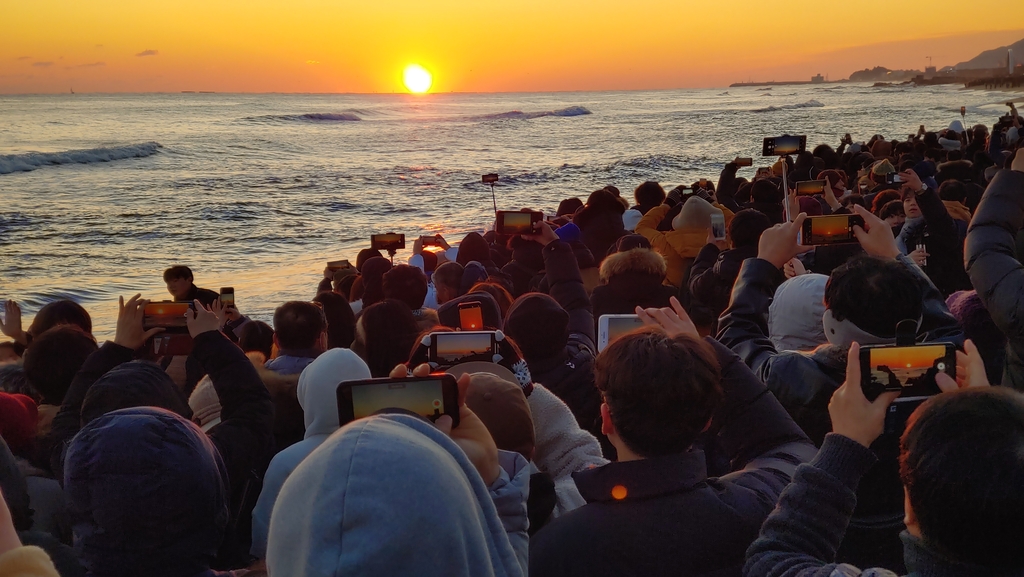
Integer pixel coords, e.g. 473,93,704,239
496,211,541,235
763,135,806,156
143,302,191,328
801,215,863,245
860,343,955,399
734,157,753,167
710,213,726,240
337,376,460,427
795,180,826,196
371,233,405,251
431,331,496,364
459,303,484,331
599,315,646,352
219,287,234,308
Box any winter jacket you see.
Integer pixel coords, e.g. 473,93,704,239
591,248,677,321
896,187,971,297
266,414,530,577
0,547,60,577
248,353,305,452
635,204,707,287
965,168,1024,390
530,339,815,577
745,434,997,577
574,207,626,261
689,244,759,318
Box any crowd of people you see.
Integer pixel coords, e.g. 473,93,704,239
1,110,1023,577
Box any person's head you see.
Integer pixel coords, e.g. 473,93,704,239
595,331,721,459
871,190,901,215
80,360,192,426
0,392,38,457
938,180,968,205
879,199,906,227
238,320,275,359
65,408,228,577
899,388,1024,570
433,262,465,306
842,193,866,209
22,325,98,406
265,414,523,577
585,188,626,215
556,197,584,217
382,265,429,311
352,299,419,377
903,189,923,219
751,179,783,204
359,257,393,308
297,348,371,438
633,181,666,209
312,292,357,349
504,293,570,363
335,273,358,301
0,341,24,365
671,197,717,231
769,273,828,352
437,293,504,332
355,248,384,272
819,169,846,196
797,196,823,217
824,255,922,343
456,232,491,267
27,299,93,338
465,373,535,461
273,301,327,352
468,282,514,319
163,265,197,301
728,209,771,249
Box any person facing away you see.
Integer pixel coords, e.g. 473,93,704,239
163,265,220,307
264,301,326,376
529,327,814,577
745,344,1024,577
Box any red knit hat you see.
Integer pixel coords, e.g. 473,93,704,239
0,392,38,456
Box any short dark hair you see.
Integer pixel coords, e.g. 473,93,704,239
938,180,968,204
728,209,771,248
27,300,92,338
879,200,905,221
634,181,666,207
0,365,38,402
595,331,722,457
382,265,428,311
871,190,901,214
162,265,194,283
469,282,514,319
355,300,420,377
313,292,356,349
900,388,1024,569
22,326,98,405
272,301,326,350
238,320,275,359
825,255,922,338
751,179,783,204
842,193,866,208
433,262,465,295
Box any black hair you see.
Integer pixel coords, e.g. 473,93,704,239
313,292,356,349
842,193,866,208
824,255,922,338
237,320,275,359
272,301,326,350
900,388,1024,569
728,209,771,249
879,200,905,221
871,190,901,214
354,299,420,378
433,262,465,295
938,180,968,204
162,265,194,283
633,181,666,208
22,325,98,405
0,364,39,402
382,265,428,311
27,299,93,338
595,330,722,457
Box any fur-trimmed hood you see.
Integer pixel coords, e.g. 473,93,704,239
599,248,667,283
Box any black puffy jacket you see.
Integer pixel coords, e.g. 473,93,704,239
688,243,758,318
965,168,1024,390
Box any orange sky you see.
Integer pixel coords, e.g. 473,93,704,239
1,1,1021,93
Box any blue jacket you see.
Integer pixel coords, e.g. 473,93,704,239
266,413,530,577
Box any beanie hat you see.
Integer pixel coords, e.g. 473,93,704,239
870,159,896,184
672,196,717,231
621,209,643,232
504,293,569,362
464,373,534,460
437,292,504,331
456,232,491,267
557,198,584,217
870,140,893,159
356,248,384,272
554,222,581,243
945,291,1005,351
798,196,823,216
613,234,652,253
188,376,222,432
771,160,786,177
0,392,38,456
728,209,771,248
409,332,533,391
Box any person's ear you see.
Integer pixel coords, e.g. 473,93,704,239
903,489,922,538
600,402,616,437
273,333,280,348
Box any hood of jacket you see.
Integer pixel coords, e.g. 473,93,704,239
81,360,191,426
266,413,523,577
297,348,371,438
942,200,972,223
599,248,666,283
662,229,711,259
768,273,829,352
65,407,228,577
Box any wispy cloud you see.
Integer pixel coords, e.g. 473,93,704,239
135,49,159,57
32,62,54,68
16,56,31,61
65,62,106,70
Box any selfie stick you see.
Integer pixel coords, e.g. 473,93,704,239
386,248,397,265
780,156,792,222
490,182,497,215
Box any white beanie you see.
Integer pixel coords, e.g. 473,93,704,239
621,209,643,232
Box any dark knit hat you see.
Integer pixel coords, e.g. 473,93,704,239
465,373,535,460
797,196,823,217
728,209,771,249
437,293,504,331
360,257,393,307
556,198,584,217
457,232,491,266
356,248,384,272
504,293,569,362
613,234,652,253
946,291,1005,351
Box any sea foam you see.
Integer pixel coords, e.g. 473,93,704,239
0,142,162,175
752,99,825,113
475,105,592,121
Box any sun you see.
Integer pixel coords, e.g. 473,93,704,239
403,64,432,94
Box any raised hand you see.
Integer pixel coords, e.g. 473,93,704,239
936,339,991,391
636,296,699,340
0,300,26,345
757,213,811,268
520,220,559,247
114,294,165,350
186,300,221,338
850,204,900,260
828,343,901,447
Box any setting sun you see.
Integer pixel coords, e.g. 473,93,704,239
403,64,433,94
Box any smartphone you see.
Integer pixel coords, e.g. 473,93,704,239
859,343,956,401
734,157,753,167
795,180,827,196
219,287,234,308
482,173,499,184
150,334,194,356
326,259,352,272
800,215,865,246
886,173,903,185
710,212,726,241
370,233,405,252
428,331,498,366
337,375,460,427
762,135,807,156
960,106,966,116
495,211,543,236
143,302,191,329
458,301,484,331
699,178,708,188
420,235,440,247
597,314,646,352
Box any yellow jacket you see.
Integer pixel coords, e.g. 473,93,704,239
0,547,59,577
635,203,735,288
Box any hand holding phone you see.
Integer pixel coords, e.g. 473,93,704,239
800,214,865,246
795,180,827,195
733,157,753,167
829,343,901,447
115,294,166,351
459,302,484,330
495,211,543,236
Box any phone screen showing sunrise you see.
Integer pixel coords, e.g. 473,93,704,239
868,345,949,388
807,215,854,244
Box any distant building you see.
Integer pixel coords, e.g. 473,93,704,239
924,66,937,76
811,73,824,83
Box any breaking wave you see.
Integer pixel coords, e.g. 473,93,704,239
0,142,162,175
245,112,362,123
752,99,825,113
475,106,592,121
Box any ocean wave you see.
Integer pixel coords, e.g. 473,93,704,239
0,142,162,175
475,105,592,121
245,112,362,123
752,99,825,113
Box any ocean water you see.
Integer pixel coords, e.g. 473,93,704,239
1,84,1020,340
